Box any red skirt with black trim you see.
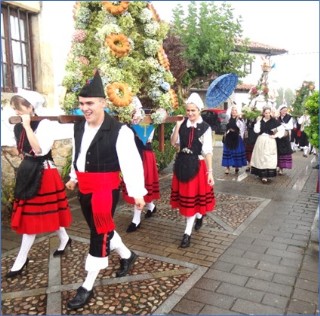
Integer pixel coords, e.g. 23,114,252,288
11,168,72,234
122,150,160,204
170,159,215,217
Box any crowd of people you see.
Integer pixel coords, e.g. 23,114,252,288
4,73,316,309
222,103,316,184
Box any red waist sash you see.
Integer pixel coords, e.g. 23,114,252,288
76,171,120,234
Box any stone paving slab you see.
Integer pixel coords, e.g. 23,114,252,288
2,235,206,315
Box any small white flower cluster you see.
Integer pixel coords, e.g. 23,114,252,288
143,39,160,56
139,8,153,23
144,21,159,36
150,108,167,124
95,24,122,41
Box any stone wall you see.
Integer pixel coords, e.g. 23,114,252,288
1,139,72,189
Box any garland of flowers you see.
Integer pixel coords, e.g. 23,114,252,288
62,1,177,124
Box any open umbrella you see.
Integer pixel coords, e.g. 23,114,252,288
205,73,238,108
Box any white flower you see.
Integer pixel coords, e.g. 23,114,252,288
139,8,153,23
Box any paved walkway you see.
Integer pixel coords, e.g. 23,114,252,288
1,145,319,315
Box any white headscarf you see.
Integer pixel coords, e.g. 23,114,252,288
186,93,204,111
17,88,45,114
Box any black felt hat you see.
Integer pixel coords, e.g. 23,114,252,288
79,71,106,98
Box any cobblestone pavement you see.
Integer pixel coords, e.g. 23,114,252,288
1,145,319,315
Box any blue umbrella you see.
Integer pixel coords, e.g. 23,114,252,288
205,73,238,108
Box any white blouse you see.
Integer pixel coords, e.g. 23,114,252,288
172,117,213,156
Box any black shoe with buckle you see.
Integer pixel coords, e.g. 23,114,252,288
194,217,203,231
116,251,137,277
126,222,140,233
180,234,191,248
145,206,157,218
67,286,93,310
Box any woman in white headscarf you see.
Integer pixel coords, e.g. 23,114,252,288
170,93,215,248
6,89,72,279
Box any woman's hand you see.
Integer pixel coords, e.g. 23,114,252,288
176,115,184,128
65,180,77,191
134,197,145,210
208,173,214,186
20,114,31,129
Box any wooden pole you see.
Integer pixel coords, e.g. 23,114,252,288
9,114,183,152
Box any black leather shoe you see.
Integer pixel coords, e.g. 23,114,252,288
67,286,93,310
145,206,157,218
53,238,72,257
180,234,191,248
194,217,203,231
6,258,29,278
116,251,137,277
126,222,140,233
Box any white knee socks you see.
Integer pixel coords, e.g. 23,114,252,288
55,227,69,250
196,213,203,220
110,231,131,259
184,215,196,235
132,206,141,225
11,234,36,271
146,202,155,212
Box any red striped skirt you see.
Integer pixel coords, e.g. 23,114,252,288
170,159,215,217
122,150,160,204
11,168,72,234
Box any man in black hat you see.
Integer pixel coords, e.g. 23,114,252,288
65,71,147,310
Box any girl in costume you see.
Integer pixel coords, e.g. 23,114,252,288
251,106,285,183
222,106,247,174
122,97,160,232
170,93,215,248
276,105,293,175
6,89,72,278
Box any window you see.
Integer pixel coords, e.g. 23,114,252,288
244,62,252,74
1,4,34,92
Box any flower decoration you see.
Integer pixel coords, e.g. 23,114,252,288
147,3,160,22
62,1,176,124
102,1,130,15
105,33,131,57
72,29,87,43
241,105,261,120
151,108,167,124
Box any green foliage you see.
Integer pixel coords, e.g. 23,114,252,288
171,1,253,89
152,139,176,171
1,180,15,214
304,91,319,148
291,81,316,117
241,106,261,120
61,152,73,181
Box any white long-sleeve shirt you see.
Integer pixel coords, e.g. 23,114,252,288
69,123,147,198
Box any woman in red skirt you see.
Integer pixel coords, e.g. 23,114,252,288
170,93,215,248
122,97,160,232
6,89,72,278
